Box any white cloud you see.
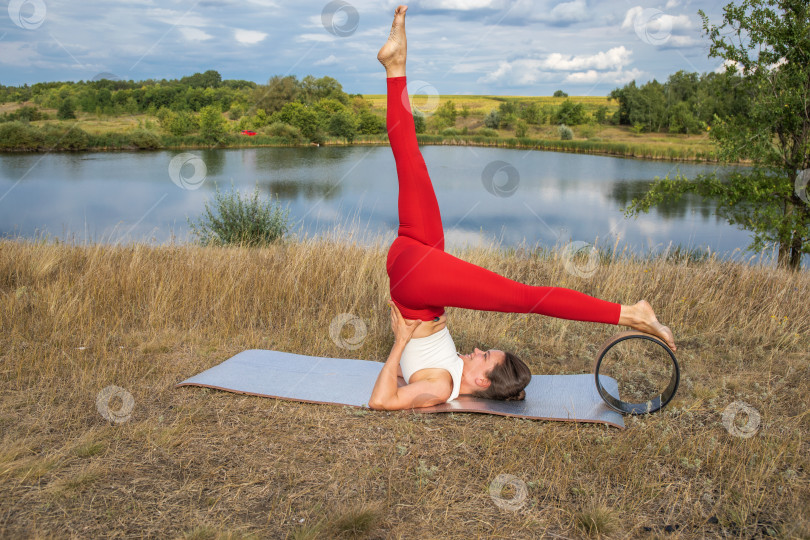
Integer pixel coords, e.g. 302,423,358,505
314,54,338,66
714,58,743,73
665,35,698,47
564,67,643,84
178,27,213,42
542,46,632,71
621,6,693,32
234,29,268,45
549,0,588,23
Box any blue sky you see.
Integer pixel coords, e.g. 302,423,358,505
1,0,729,96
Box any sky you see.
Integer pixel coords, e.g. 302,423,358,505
0,0,730,96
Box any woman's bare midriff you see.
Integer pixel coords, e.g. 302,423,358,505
411,313,447,338
401,313,454,387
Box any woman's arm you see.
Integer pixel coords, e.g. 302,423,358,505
368,302,451,410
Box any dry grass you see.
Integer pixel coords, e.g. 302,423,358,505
1,235,808,538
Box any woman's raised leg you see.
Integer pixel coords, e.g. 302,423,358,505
388,243,677,350
378,5,444,251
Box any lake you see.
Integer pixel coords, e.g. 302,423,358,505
0,145,780,264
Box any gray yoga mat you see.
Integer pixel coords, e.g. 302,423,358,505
177,349,625,429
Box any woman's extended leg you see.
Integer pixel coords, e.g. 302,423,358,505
389,242,621,324
379,6,444,251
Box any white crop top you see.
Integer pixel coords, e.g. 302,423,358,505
400,326,464,402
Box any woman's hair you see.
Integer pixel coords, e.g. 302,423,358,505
472,351,531,401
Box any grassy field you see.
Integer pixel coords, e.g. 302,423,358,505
1,235,807,538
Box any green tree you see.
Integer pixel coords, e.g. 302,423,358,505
328,109,358,143
57,98,76,120
436,100,457,126
553,90,568,98
198,105,227,146
358,110,385,134
253,75,301,114
520,102,541,124
553,99,586,125
626,0,810,270
413,109,426,133
515,119,528,138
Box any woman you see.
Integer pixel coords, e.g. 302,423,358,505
368,5,676,411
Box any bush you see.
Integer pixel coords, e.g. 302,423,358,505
129,128,162,149
476,127,498,137
40,123,91,150
441,127,459,136
0,121,44,150
413,110,426,133
553,90,568,98
515,119,528,138
261,121,304,144
57,99,76,120
187,182,291,247
558,124,573,140
483,109,500,129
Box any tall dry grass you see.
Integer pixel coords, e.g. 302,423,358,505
1,235,808,538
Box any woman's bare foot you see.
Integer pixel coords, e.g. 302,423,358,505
619,300,677,352
377,5,407,77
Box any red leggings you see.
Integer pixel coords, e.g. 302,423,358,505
385,76,621,325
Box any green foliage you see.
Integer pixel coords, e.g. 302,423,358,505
197,105,227,146
187,182,291,247
327,109,357,143
626,0,810,269
261,122,304,144
413,109,426,134
0,121,45,150
0,105,47,122
520,102,541,124
129,128,162,150
483,109,500,129
436,100,457,126
553,99,586,125
553,90,568,98
476,127,498,137
558,124,574,140
57,99,76,120
594,105,609,125
514,119,528,138
357,110,385,135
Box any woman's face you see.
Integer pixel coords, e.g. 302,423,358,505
459,347,505,382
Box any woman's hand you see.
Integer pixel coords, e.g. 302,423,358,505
388,300,422,345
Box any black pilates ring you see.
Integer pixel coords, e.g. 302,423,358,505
593,330,680,415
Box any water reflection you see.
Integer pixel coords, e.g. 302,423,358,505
0,146,800,266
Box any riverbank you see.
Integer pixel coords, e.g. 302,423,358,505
0,99,724,162
1,238,807,537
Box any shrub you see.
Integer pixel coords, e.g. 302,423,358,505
558,124,573,140
515,119,528,138
129,129,162,150
0,121,44,150
187,182,291,247
476,127,498,137
483,109,501,129
261,121,304,144
413,109,426,133
441,127,459,136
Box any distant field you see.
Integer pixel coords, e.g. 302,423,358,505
362,93,617,116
